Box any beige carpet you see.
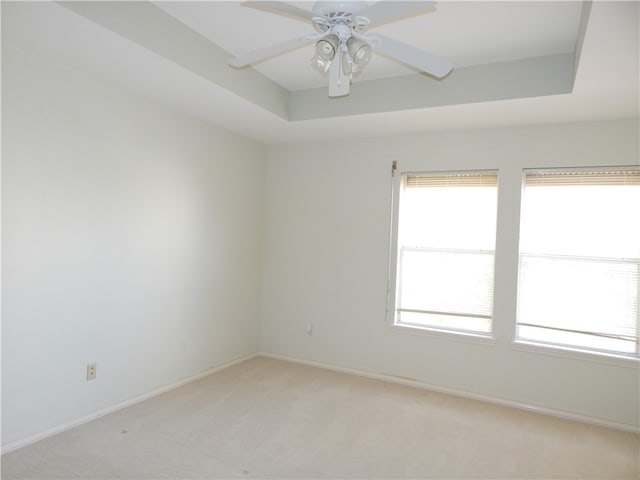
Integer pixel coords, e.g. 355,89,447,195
2,356,638,479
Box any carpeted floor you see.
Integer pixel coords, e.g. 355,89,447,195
2,356,638,479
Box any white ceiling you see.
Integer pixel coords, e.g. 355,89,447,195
2,1,638,144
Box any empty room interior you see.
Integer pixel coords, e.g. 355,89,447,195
2,1,639,478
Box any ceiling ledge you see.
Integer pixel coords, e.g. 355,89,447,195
58,0,289,120
288,53,576,121
54,1,586,125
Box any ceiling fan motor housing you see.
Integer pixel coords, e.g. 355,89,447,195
311,1,370,34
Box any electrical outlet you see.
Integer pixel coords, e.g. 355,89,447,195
306,323,313,335
86,362,97,381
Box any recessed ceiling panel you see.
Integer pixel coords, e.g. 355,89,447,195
156,1,583,91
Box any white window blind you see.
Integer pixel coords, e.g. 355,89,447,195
392,171,498,334
517,167,640,356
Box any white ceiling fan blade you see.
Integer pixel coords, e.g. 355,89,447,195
242,1,315,24
367,33,453,78
229,34,319,67
328,50,350,97
356,1,437,28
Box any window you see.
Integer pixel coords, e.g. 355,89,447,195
517,167,640,357
389,170,498,335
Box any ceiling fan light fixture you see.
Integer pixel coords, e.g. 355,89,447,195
311,33,340,75
347,36,371,66
311,52,331,75
315,34,339,61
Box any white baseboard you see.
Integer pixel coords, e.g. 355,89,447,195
259,351,640,434
4,349,636,455
1,352,258,455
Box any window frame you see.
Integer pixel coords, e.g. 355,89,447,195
386,167,499,342
514,165,640,359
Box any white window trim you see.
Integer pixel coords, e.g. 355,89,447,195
512,339,640,369
514,165,640,358
389,322,497,346
386,167,498,341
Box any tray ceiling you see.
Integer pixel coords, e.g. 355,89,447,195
2,1,638,143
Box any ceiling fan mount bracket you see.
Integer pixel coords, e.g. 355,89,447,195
311,1,368,18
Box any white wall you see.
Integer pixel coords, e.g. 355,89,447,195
261,119,640,429
1,45,265,447
3,38,638,452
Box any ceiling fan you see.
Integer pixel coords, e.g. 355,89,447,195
228,1,453,97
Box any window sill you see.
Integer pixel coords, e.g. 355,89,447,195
512,340,640,368
389,322,496,346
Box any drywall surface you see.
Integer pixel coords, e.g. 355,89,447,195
261,118,640,429
2,45,265,447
